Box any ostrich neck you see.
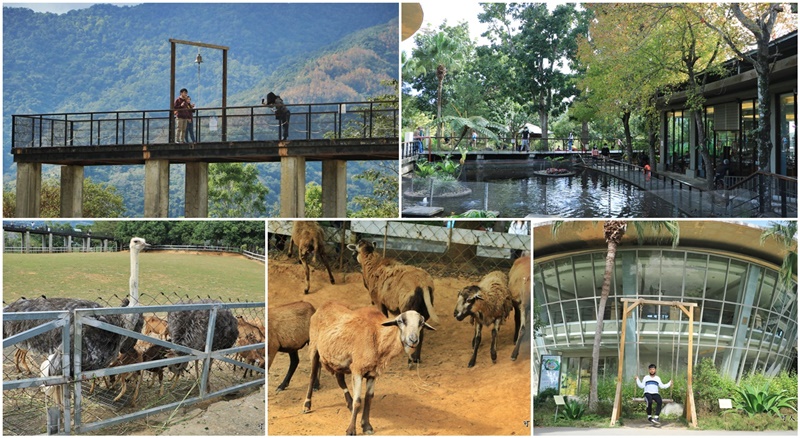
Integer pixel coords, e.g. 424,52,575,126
129,249,140,307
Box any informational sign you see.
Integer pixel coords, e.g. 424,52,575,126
539,354,562,394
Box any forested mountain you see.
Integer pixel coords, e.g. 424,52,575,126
3,3,399,217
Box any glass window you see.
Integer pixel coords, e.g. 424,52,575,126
556,258,577,301
637,250,662,297
684,253,709,300
777,93,796,177
572,254,597,299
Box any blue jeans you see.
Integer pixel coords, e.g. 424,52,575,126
184,120,196,143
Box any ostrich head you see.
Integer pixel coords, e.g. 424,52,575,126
128,237,149,308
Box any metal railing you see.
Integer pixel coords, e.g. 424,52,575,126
3,300,265,435
13,100,398,149
4,244,266,261
586,160,798,218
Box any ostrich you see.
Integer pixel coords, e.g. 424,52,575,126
166,299,239,390
3,237,150,401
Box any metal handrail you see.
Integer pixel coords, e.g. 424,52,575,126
13,100,398,148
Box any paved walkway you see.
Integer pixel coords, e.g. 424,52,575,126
535,425,796,436
584,161,759,217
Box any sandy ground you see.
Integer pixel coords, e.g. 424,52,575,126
267,258,532,436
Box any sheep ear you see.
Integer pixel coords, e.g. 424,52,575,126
381,319,399,327
472,293,484,302
346,243,357,252
423,322,436,331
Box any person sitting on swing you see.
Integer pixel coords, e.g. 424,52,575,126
635,364,672,424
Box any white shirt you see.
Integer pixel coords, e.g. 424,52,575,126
636,374,671,395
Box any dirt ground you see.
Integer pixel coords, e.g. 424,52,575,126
267,258,532,436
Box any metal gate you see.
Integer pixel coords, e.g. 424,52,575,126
3,301,265,435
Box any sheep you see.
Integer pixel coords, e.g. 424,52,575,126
235,315,266,378
267,301,315,391
346,239,438,366
14,347,33,374
105,349,144,406
509,256,531,361
290,221,335,294
141,343,169,395
302,302,435,436
143,315,169,340
453,270,516,368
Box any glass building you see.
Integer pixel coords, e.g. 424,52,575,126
533,221,797,395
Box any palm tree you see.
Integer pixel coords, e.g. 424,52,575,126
404,31,467,149
759,221,797,289
551,220,680,413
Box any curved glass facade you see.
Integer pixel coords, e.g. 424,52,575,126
535,247,797,392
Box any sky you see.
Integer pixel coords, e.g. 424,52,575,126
401,1,489,55
9,2,100,13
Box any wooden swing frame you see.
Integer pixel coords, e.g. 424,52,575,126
610,298,698,428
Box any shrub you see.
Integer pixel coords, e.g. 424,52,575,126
693,358,736,412
534,387,558,409
729,383,797,417
561,397,586,420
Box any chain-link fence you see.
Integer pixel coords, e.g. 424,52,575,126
3,292,265,435
267,220,531,280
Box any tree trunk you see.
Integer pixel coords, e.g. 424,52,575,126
581,121,590,151
622,111,633,163
691,109,716,190
755,62,772,214
590,239,617,413
436,75,444,150
589,220,626,413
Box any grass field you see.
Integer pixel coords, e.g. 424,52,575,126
3,251,265,304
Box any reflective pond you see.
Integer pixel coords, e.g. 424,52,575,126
402,167,685,218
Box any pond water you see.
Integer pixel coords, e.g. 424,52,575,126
402,167,684,218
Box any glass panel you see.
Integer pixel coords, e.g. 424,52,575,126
549,303,564,325
724,259,747,303
572,254,596,299
660,251,687,299
637,250,662,297
556,258,577,300
684,252,708,300
541,262,560,303
778,93,796,177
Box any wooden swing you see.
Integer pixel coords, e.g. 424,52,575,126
630,307,676,404
610,298,698,428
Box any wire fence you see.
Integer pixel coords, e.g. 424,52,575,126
3,292,265,435
267,220,531,280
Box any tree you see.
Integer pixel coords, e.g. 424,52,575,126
304,182,323,218
551,220,680,413
760,221,797,289
348,165,398,218
481,4,590,150
404,24,471,148
208,163,269,218
2,177,126,218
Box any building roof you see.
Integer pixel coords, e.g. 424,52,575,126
533,221,795,270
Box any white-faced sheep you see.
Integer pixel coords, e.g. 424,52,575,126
453,270,515,368
347,239,438,366
509,256,531,361
290,221,335,294
302,302,435,436
143,315,169,340
267,301,315,391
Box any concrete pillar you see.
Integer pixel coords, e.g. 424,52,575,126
60,165,84,218
16,162,42,218
103,239,108,252
48,233,53,253
66,235,72,252
144,160,170,218
658,112,668,172
322,160,347,218
185,162,209,218
24,231,30,253
280,156,305,218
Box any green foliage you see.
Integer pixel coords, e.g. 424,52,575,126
561,397,586,420
534,387,559,409
451,209,498,219
694,358,737,413
729,383,797,417
3,177,126,218
348,167,398,218
208,163,269,218
304,182,323,218
414,160,438,178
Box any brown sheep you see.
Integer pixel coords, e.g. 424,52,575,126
235,316,266,378
302,302,435,436
268,301,316,391
289,221,335,294
453,270,516,368
14,347,32,374
509,256,531,361
143,315,169,340
141,343,169,395
105,349,144,405
347,239,438,366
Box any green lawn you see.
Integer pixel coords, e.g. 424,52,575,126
3,252,265,304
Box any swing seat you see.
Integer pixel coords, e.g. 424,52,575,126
632,397,673,404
